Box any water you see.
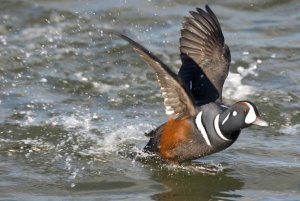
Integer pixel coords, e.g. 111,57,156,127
0,0,299,200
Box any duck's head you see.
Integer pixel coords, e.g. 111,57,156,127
220,101,268,131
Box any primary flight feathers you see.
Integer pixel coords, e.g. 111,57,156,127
106,31,197,119
104,5,230,118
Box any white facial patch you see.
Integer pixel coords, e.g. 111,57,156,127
244,102,257,124
214,114,230,141
222,113,230,125
233,111,237,116
195,112,211,146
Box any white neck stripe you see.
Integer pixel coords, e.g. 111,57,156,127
195,112,211,146
214,114,230,141
222,113,230,125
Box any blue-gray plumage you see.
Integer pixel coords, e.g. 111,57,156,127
107,5,268,164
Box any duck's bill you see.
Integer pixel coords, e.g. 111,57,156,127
253,117,269,127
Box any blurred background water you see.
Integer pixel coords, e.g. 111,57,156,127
0,0,299,200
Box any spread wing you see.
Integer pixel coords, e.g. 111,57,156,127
109,31,197,119
179,5,231,104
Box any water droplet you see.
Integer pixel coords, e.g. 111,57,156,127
40,78,47,83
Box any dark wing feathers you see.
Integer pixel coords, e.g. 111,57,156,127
106,5,229,110
179,5,231,104
108,31,197,119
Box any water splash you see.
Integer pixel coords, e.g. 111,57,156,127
224,61,260,100
279,124,300,135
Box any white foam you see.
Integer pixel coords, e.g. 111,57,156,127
19,25,63,42
279,124,300,135
74,72,88,82
271,53,277,58
86,122,153,154
223,72,255,100
15,110,39,127
0,35,7,45
0,138,55,153
46,110,153,155
164,162,223,175
46,112,100,134
223,60,261,100
237,63,258,77
92,81,130,93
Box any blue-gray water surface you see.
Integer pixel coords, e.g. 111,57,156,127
0,0,300,200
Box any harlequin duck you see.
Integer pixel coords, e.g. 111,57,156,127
109,5,268,164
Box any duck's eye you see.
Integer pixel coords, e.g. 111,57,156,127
232,111,237,116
